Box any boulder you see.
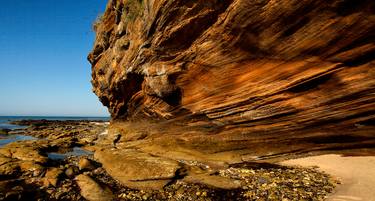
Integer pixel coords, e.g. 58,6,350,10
75,174,114,201
78,158,95,171
94,148,181,190
65,166,79,178
43,167,63,187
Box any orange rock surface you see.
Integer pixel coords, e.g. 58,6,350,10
89,0,375,163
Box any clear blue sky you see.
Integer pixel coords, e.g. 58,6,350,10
0,0,109,116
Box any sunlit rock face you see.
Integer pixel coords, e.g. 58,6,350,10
89,0,375,163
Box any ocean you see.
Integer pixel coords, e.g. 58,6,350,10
0,116,110,130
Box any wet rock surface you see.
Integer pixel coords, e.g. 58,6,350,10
0,120,339,200
0,120,107,200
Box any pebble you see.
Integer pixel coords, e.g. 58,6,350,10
65,166,78,178
78,158,95,171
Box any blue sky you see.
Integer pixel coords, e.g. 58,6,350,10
0,0,109,116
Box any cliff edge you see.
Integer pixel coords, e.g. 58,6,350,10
88,0,375,189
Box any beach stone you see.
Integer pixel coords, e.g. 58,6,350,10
43,167,63,187
94,148,181,190
65,166,79,178
78,158,95,171
75,174,114,201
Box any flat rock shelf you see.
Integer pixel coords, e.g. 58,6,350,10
0,120,340,200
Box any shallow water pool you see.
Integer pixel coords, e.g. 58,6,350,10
47,147,93,160
0,134,38,147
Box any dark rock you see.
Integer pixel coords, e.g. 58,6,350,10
5,188,23,201
0,128,11,134
65,166,79,178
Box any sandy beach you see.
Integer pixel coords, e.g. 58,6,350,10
281,154,375,201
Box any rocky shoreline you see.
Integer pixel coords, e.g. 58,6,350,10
0,120,338,200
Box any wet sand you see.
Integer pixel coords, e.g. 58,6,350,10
281,154,375,201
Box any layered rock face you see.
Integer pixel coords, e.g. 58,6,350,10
89,0,375,165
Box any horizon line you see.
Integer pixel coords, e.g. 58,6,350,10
0,115,110,117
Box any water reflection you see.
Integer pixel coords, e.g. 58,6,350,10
47,147,93,160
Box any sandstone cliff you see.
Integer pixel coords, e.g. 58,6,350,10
88,0,375,189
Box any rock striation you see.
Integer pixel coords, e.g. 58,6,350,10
89,0,375,189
